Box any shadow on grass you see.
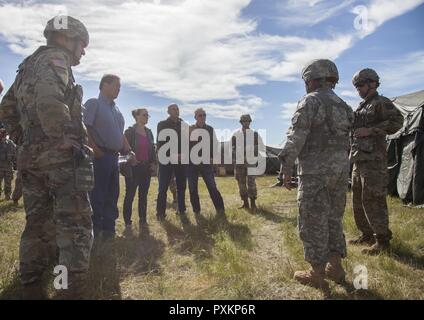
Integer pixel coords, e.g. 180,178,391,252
0,201,21,218
390,241,424,270
0,271,21,300
256,207,298,227
160,212,253,263
194,213,253,250
161,217,214,261
329,287,385,300
88,240,122,300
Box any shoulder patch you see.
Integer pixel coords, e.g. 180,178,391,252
51,58,67,69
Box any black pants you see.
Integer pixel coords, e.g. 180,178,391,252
123,164,151,225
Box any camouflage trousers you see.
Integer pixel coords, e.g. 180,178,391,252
352,160,392,241
20,162,93,294
235,165,257,200
297,172,348,265
0,168,13,198
12,170,23,202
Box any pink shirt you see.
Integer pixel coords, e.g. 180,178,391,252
136,133,150,162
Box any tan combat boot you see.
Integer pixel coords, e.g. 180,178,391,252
325,254,346,284
361,239,390,255
294,264,330,297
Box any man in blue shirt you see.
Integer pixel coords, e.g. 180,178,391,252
83,74,132,239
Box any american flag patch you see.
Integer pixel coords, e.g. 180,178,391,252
52,58,66,69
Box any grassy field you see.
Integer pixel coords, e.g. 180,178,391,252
1,175,424,300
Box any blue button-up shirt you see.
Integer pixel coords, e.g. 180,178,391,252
83,93,125,151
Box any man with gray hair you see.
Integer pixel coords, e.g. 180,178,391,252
188,108,225,216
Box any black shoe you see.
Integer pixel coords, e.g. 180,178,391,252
239,199,249,209
250,198,257,211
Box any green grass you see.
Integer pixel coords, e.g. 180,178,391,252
1,176,424,300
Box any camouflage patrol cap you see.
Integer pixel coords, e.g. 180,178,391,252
240,114,252,122
301,59,339,83
352,68,380,85
44,16,89,46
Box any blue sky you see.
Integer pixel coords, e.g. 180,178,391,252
0,0,423,146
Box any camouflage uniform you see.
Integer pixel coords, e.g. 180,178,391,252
12,170,23,203
0,16,93,299
350,69,404,247
279,60,353,293
0,136,16,200
232,114,260,208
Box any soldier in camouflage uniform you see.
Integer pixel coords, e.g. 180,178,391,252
232,114,260,211
279,59,353,296
0,128,16,200
0,16,94,299
349,69,403,255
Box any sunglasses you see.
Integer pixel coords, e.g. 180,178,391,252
355,82,367,88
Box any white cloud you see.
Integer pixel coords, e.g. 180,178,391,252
0,0,422,120
352,0,424,38
378,51,424,96
340,90,357,99
279,0,355,26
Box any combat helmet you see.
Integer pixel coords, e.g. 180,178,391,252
301,59,339,83
44,15,89,46
352,68,380,86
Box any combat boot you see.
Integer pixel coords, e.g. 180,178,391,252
250,198,257,211
348,234,375,246
22,282,47,300
239,199,249,209
361,239,390,255
294,264,330,297
325,254,346,284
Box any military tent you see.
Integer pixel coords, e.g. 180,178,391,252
387,90,424,205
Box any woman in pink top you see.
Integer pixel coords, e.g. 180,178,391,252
122,108,156,232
